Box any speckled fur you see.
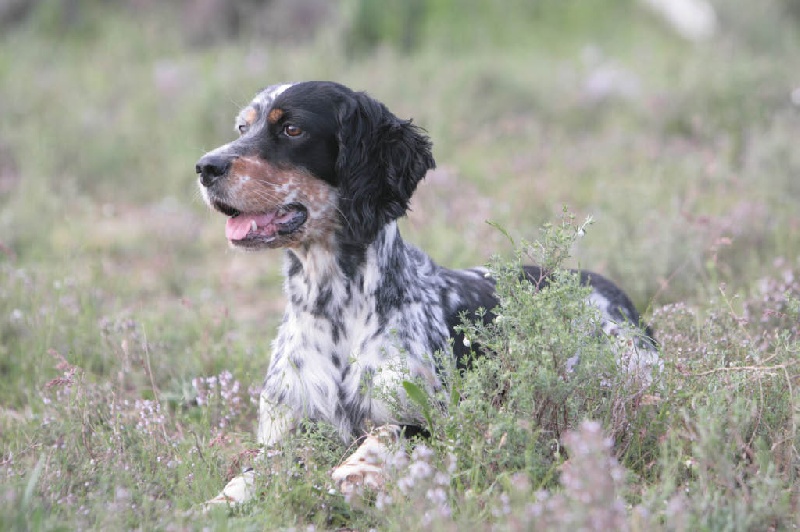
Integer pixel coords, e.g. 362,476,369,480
195,82,656,488
258,221,499,445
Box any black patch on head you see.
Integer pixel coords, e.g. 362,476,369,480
254,83,343,186
255,81,437,246
247,81,436,263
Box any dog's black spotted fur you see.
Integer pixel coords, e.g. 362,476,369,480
196,80,655,459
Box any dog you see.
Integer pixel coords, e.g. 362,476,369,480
195,81,657,506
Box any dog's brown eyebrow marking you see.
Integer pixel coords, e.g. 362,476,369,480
267,108,284,124
235,107,259,133
243,107,258,125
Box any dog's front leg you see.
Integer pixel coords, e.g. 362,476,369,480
202,396,296,510
331,424,402,498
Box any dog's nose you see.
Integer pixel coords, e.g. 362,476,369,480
195,154,232,187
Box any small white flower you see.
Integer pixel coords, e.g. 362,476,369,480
408,459,434,480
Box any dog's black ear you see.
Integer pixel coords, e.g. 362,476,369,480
335,91,435,243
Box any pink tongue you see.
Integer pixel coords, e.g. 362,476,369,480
225,212,278,241
225,216,254,240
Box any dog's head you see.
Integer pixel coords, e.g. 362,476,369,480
195,81,435,250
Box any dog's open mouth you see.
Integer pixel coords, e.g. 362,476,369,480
215,202,308,245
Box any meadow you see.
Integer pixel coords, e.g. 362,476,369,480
1,0,799,529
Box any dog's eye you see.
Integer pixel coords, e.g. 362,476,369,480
237,123,249,135
283,124,303,138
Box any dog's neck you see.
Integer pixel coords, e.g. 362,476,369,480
282,222,424,318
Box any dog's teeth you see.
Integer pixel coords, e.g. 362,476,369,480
250,220,257,232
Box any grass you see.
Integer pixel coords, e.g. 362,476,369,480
1,0,800,529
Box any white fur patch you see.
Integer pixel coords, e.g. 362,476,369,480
202,468,255,511
255,83,296,108
331,424,401,497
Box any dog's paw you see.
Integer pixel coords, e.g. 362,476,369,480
331,425,401,498
201,468,255,512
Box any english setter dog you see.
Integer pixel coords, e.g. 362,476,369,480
195,81,656,506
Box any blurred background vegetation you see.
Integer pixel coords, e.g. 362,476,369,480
1,0,799,422
1,0,799,527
